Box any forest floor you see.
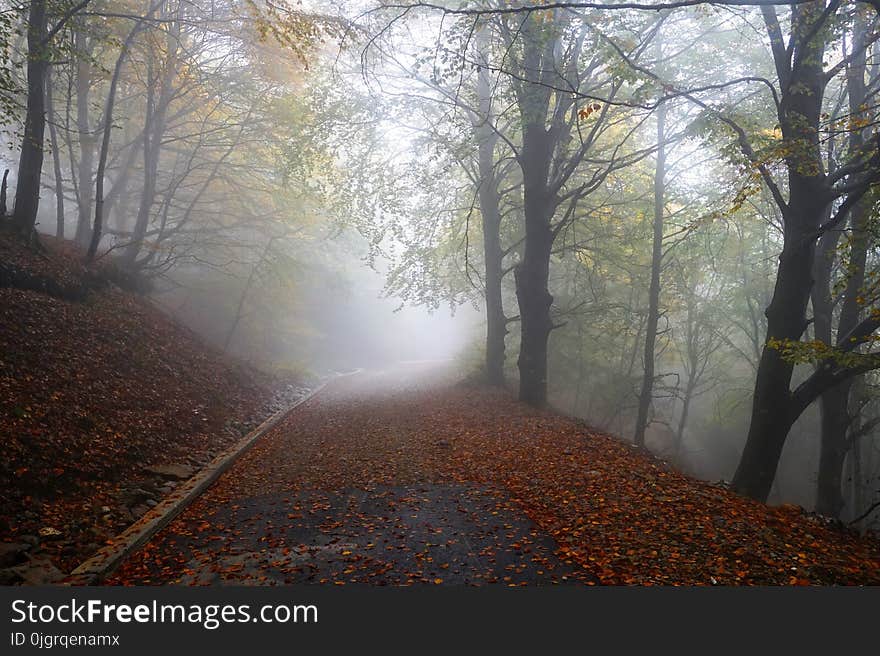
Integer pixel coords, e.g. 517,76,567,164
109,362,880,586
0,232,306,583
4,231,880,586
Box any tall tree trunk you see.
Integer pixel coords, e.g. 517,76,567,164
88,13,149,260
501,11,596,406
480,166,506,386
514,14,556,407
72,29,95,246
674,285,707,462
572,320,585,415
634,97,667,447
124,7,179,265
810,224,846,516
12,0,49,238
846,378,871,526
674,383,693,462
812,187,868,518
731,196,826,501
849,438,861,523
474,48,506,386
515,122,554,405
814,14,871,517
732,3,829,502
515,207,553,406
1,169,9,217
815,382,851,515
45,65,65,239
124,66,158,264
848,384,866,526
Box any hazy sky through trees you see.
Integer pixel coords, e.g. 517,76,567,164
2,0,880,526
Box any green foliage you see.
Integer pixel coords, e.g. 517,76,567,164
244,0,343,66
767,334,880,371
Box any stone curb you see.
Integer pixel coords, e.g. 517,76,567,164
64,374,349,585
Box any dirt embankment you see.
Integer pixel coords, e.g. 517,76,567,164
0,231,298,581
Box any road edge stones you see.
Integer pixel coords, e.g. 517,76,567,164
64,373,353,585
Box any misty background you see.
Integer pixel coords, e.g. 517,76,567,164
1,0,878,527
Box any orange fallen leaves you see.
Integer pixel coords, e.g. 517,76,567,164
0,235,280,572
110,376,880,586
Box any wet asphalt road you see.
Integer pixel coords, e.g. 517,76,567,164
110,362,591,585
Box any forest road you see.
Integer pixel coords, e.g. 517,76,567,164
108,361,594,585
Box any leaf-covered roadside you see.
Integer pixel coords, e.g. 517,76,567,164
112,369,880,586
0,235,277,575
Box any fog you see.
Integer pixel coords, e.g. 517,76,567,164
2,0,879,528
141,243,481,376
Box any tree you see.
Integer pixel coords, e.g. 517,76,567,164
473,28,510,385
87,0,161,260
45,63,65,238
12,0,49,237
807,7,876,517
12,0,91,238
730,2,880,503
634,34,668,447
71,20,95,246
500,9,657,406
